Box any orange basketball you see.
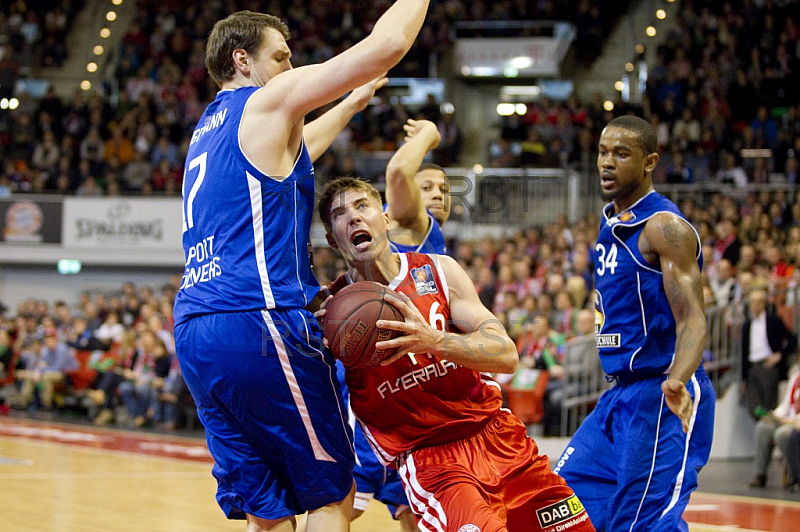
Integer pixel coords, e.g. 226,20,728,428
323,281,405,369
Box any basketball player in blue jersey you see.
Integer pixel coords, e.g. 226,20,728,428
172,4,431,532
385,119,449,254
554,116,715,531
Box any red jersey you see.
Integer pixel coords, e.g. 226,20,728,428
345,252,503,464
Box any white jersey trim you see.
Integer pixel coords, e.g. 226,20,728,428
610,210,702,276
359,420,395,465
637,271,647,336
432,255,450,306
390,213,436,253
237,89,304,182
247,172,275,308
388,253,410,291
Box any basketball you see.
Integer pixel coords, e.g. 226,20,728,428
323,281,405,369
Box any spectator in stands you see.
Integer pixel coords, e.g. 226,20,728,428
15,329,77,411
716,152,749,188
784,157,799,184
90,329,138,426
749,369,800,489
741,287,798,419
516,312,566,435
65,314,103,352
714,217,743,266
553,290,576,335
94,311,125,348
75,176,103,196
751,105,779,148
666,150,694,184
435,109,461,166
765,242,793,282
153,355,188,430
520,129,547,167
0,44,19,99
0,328,12,378
710,258,739,307
104,124,136,166
121,149,152,192
118,330,170,427
30,130,60,173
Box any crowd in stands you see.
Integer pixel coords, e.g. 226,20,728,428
0,277,189,430
0,0,80,83
0,0,632,194
492,0,800,182
1,1,799,190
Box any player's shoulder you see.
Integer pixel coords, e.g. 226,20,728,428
643,211,697,252
430,254,470,284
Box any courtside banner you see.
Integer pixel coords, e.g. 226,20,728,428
0,197,62,243
62,197,182,249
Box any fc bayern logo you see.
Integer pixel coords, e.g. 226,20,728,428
458,525,481,532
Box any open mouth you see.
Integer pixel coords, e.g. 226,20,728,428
600,173,615,189
350,230,373,250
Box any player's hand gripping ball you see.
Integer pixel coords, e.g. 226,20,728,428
322,281,405,368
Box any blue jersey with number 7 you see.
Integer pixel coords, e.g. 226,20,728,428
174,87,320,326
593,190,702,378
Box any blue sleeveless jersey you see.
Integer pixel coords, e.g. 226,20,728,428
174,87,319,325
593,191,702,378
383,204,447,254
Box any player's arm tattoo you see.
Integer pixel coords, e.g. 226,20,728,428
661,216,684,245
665,254,705,363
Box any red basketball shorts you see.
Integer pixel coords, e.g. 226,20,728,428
397,409,594,532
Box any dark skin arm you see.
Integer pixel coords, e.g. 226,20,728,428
639,212,706,432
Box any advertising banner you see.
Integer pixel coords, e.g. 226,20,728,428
0,197,62,243
62,197,183,250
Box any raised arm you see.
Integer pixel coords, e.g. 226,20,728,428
255,0,429,121
385,119,441,235
304,76,388,162
644,212,706,431
377,255,518,374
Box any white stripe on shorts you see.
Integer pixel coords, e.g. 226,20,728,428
661,374,701,517
398,454,447,532
262,310,334,462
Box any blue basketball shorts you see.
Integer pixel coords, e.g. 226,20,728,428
336,361,409,518
175,308,355,520
555,367,715,531
352,423,410,517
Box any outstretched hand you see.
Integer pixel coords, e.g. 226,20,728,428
375,291,444,366
403,118,441,148
662,378,692,433
345,75,389,112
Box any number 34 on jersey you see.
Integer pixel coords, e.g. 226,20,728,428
595,243,618,276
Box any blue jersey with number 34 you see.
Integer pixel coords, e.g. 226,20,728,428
174,87,319,326
593,191,702,378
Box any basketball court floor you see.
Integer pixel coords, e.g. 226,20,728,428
1,415,799,531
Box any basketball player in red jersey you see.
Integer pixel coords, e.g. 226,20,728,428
317,178,594,532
